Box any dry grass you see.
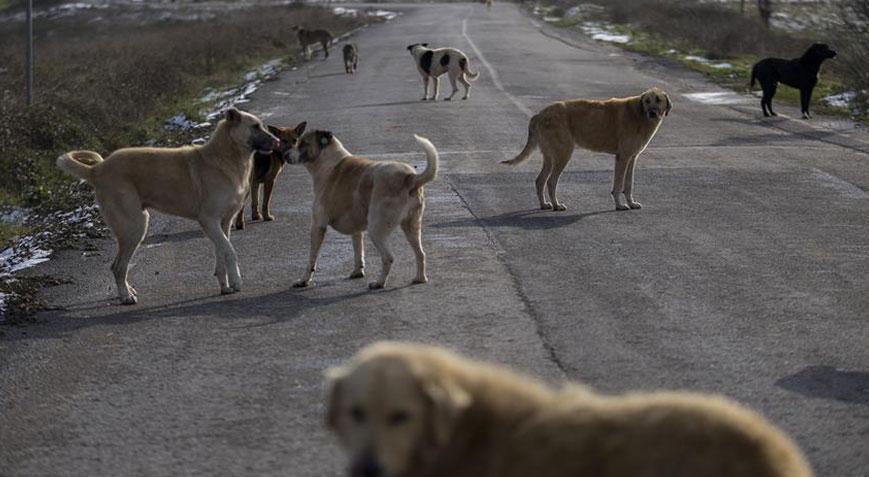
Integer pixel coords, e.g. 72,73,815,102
0,4,361,209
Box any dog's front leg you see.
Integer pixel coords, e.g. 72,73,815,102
612,153,631,211
294,224,327,288
203,219,241,294
800,87,813,119
349,232,365,279
430,76,440,101
623,154,642,209
422,75,430,101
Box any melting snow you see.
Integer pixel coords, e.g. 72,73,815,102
683,91,751,105
580,22,631,44
684,55,732,69
823,91,857,109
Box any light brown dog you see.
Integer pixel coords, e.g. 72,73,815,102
503,88,671,211
326,342,813,477
286,132,438,289
234,122,307,230
56,108,278,304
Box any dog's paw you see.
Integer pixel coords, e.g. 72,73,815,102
412,277,428,284
444,97,452,101
234,222,245,230
628,201,643,209
220,286,238,295
540,202,553,210
348,270,365,279
615,203,630,211
293,279,311,288
251,213,262,221
120,295,138,305
368,282,385,290
421,97,428,101
263,214,275,222
553,203,567,211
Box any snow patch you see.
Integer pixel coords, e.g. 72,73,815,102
684,55,732,69
683,91,751,105
823,91,857,109
580,22,630,44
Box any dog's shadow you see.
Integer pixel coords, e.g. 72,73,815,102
434,208,616,231
351,100,431,109
776,365,869,407
307,72,347,79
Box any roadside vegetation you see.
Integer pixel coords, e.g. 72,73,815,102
0,3,369,323
533,0,867,120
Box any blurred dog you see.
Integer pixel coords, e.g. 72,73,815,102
234,122,307,230
503,88,671,211
343,44,359,74
326,342,813,477
294,26,333,60
57,108,278,304
406,43,479,101
750,43,836,119
286,131,438,289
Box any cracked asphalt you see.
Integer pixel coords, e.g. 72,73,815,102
2,3,868,476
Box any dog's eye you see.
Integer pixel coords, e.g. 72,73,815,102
350,406,365,423
388,411,410,426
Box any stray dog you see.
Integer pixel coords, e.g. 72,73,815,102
503,88,671,211
751,43,836,119
57,108,278,304
293,26,333,60
343,44,359,74
286,131,438,289
406,43,479,101
326,342,813,477
234,121,307,230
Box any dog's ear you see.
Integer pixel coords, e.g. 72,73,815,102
318,131,333,147
422,43,429,48
267,125,281,136
294,121,308,136
225,108,241,124
423,377,471,447
407,43,417,51
324,366,348,429
664,93,672,116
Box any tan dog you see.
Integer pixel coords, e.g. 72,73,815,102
56,108,278,304
503,88,671,211
286,131,438,289
293,26,333,60
234,122,307,230
326,342,812,477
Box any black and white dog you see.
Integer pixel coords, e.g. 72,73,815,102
407,43,480,101
750,43,837,119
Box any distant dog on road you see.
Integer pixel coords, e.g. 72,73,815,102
326,342,813,477
750,43,836,119
286,131,438,289
407,43,479,101
294,26,333,60
235,121,307,230
343,44,359,74
57,108,278,304
503,88,671,211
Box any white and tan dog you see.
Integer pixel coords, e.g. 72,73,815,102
407,43,479,101
503,88,672,211
327,342,813,477
56,108,279,304
286,131,438,289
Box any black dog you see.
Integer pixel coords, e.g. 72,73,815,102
750,43,836,119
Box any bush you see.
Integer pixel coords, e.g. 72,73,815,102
834,0,869,113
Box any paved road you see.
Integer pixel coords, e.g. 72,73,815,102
2,3,868,475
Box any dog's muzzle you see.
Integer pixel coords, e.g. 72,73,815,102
647,110,659,119
284,148,301,164
350,452,382,477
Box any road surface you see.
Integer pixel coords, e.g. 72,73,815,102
2,3,868,475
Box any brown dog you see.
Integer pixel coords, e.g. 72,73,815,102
293,26,333,60
326,342,812,477
503,88,671,211
286,132,438,289
234,122,306,230
57,108,278,304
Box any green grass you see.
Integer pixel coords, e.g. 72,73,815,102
0,223,30,250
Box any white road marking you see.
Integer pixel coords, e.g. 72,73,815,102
461,17,534,117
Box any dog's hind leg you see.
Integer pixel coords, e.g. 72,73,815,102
624,154,642,209
430,76,440,101
349,232,365,279
540,130,572,211
761,83,777,117
367,205,402,289
612,153,631,211
536,156,554,210
250,181,262,221
294,224,327,288
101,195,148,305
401,204,427,284
201,219,241,294
459,73,472,100
800,87,813,119
262,180,276,221
421,76,430,101
445,71,459,101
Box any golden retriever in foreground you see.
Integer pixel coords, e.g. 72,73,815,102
503,88,671,211
56,108,279,304
286,131,438,289
326,342,812,477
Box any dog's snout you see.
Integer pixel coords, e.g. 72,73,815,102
648,110,659,119
350,453,383,477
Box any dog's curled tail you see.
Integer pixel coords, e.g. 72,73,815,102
56,150,104,182
411,134,439,191
750,64,757,88
459,58,480,81
501,114,539,166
